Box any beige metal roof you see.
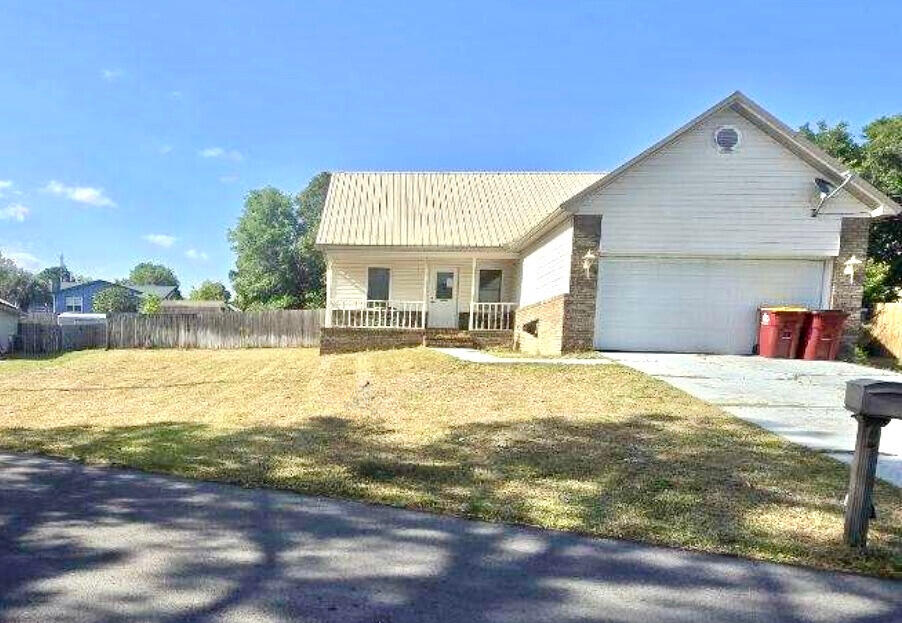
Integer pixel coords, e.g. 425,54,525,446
316,172,603,249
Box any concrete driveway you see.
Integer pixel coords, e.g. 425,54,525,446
1,453,900,623
603,353,902,487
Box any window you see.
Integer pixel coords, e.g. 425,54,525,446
477,269,502,303
367,267,390,301
435,271,454,300
65,296,83,313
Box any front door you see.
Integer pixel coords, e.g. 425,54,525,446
428,268,458,328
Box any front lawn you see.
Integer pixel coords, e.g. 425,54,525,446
1,348,899,576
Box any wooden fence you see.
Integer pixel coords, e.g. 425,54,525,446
107,309,324,349
868,303,902,359
17,321,107,355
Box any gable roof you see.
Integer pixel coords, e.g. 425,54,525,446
60,280,177,299
316,172,603,249
561,91,900,217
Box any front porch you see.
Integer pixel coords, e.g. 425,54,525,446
326,299,518,332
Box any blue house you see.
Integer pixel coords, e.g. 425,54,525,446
52,280,178,314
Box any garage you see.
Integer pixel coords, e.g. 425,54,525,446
594,257,829,354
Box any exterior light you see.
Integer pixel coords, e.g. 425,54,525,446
582,249,598,278
843,255,863,284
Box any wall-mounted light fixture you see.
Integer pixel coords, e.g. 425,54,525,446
843,255,863,284
582,249,598,278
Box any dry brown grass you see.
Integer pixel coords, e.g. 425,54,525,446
1,347,899,577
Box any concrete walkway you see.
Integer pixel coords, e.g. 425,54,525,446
0,453,899,623
432,347,614,365
603,353,902,487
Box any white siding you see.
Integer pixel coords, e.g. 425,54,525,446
0,312,17,353
574,109,870,258
327,251,517,314
518,221,573,307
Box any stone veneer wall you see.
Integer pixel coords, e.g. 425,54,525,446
831,217,870,354
562,215,602,353
320,328,424,354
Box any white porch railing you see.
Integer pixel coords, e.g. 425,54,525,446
469,302,517,331
330,299,425,329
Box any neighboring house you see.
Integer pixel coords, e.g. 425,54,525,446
315,92,900,356
52,280,178,314
0,298,22,354
160,300,235,315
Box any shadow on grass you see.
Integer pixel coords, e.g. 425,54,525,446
1,411,900,580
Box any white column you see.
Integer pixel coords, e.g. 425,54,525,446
469,258,477,330
421,259,429,329
324,257,333,327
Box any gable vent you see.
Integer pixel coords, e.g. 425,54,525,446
714,126,740,153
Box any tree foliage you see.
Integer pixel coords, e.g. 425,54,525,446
190,280,231,302
92,286,139,314
229,173,329,309
139,294,162,314
128,262,180,287
0,253,48,310
800,115,902,303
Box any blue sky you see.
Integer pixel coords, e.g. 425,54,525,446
2,1,900,292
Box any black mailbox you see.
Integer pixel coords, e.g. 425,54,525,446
844,379,902,419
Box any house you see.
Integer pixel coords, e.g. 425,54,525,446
52,280,179,314
0,297,22,354
315,92,900,356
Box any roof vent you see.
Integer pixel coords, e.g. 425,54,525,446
714,126,740,153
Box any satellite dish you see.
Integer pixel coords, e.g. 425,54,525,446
814,177,835,198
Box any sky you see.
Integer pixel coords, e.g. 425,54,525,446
1,1,901,293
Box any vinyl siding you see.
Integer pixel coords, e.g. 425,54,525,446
572,109,870,258
0,311,17,352
327,251,517,314
518,220,573,307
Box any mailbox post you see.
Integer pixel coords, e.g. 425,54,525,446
843,379,902,549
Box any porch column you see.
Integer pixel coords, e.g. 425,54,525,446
469,258,477,330
421,260,429,329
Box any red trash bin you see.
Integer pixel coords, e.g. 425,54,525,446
758,307,807,358
798,310,848,360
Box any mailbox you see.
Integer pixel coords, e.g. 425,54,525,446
844,379,902,419
842,379,901,549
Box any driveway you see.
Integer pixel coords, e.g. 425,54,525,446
603,353,902,487
1,453,900,623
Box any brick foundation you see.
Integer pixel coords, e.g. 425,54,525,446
830,217,870,354
320,328,424,354
469,330,515,350
514,295,567,355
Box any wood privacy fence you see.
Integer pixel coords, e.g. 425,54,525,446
106,309,324,349
868,303,902,359
17,321,107,355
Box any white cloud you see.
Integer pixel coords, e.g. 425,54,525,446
1,249,42,271
159,145,173,155
0,180,12,197
101,68,124,81
0,203,29,222
185,249,208,261
143,234,176,248
43,180,116,207
199,147,243,162
219,175,239,183
169,90,183,99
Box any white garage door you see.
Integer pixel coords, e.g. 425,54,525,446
595,258,828,354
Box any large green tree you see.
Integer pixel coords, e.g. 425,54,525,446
128,262,180,287
800,115,902,305
229,173,330,309
92,286,138,314
190,280,231,302
0,253,48,310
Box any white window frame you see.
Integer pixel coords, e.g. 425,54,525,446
477,268,504,303
65,296,83,313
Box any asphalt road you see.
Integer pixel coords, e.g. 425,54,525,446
0,452,899,623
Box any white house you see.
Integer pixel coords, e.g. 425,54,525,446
315,92,899,355
0,298,22,354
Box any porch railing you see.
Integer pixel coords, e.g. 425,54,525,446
469,302,517,331
330,299,425,329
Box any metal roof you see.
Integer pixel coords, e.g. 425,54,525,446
316,172,603,249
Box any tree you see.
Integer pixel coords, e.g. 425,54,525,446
129,262,180,287
139,294,162,314
92,286,138,314
229,174,330,310
0,253,47,310
190,280,231,302
800,115,902,304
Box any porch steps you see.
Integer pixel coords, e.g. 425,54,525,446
423,329,477,349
